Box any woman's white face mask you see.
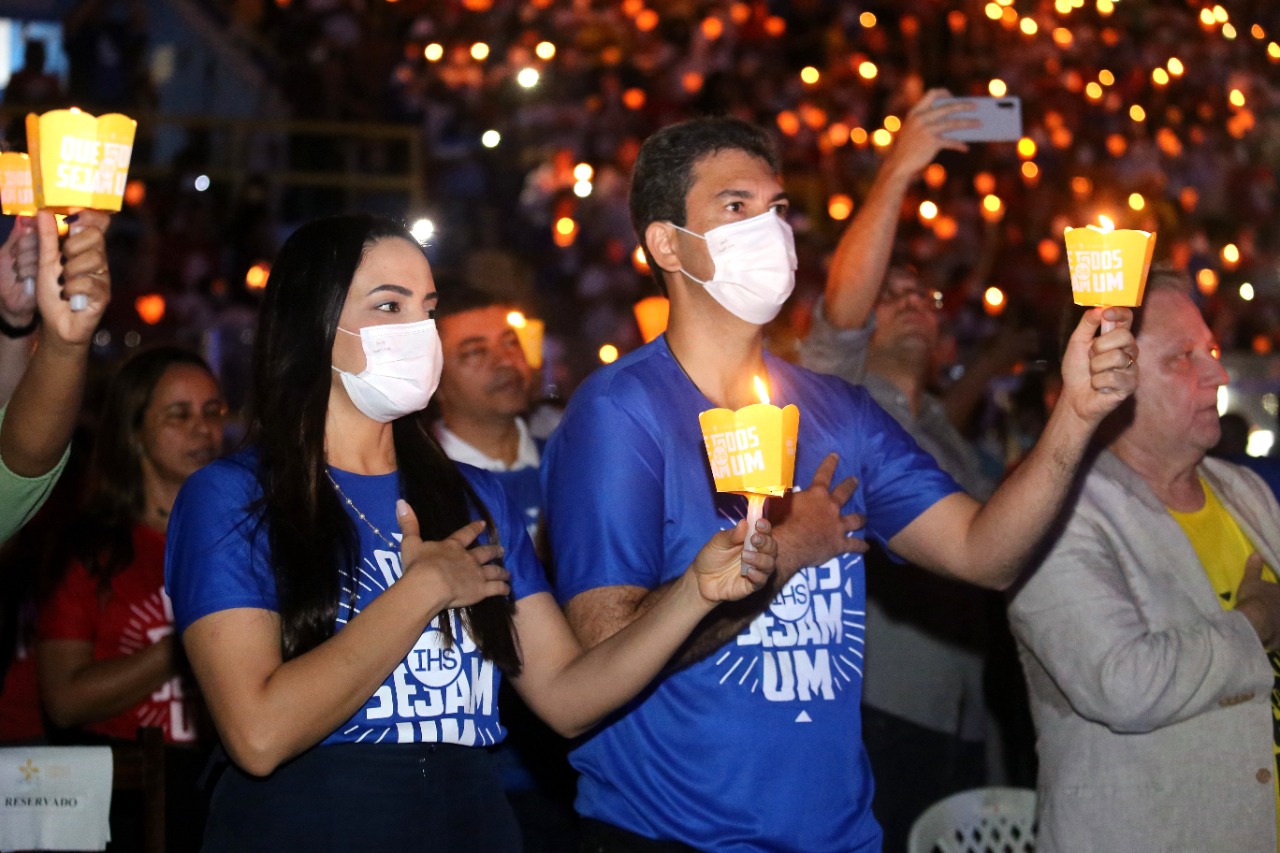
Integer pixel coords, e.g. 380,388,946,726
671,210,798,325
332,318,443,422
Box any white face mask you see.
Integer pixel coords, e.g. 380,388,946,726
673,210,798,325
332,319,443,423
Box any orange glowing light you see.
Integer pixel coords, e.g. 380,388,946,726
424,43,443,61
1179,187,1199,212
681,72,704,94
622,0,643,16
974,172,996,195
924,163,946,189
1106,134,1128,157
1229,88,1246,107
1152,68,1169,86
623,88,646,110
1130,104,1146,122
1071,176,1092,196
1269,42,1280,61
860,11,877,28
828,194,854,221
1128,193,1145,211
1017,137,1036,159
1098,215,1115,232
1252,24,1266,40
1253,335,1273,355
764,16,786,36
1053,27,1073,46
984,3,1002,20
535,41,556,60
858,60,878,80
730,3,751,25
1021,161,1039,181
553,217,577,247
871,129,892,148
632,246,650,274
1085,82,1103,101
919,200,939,221
245,261,270,290
1038,239,1061,265
884,115,902,132
948,10,967,32
633,295,668,342
1167,57,1184,76
1196,268,1218,295
1223,243,1241,266
1098,69,1115,86
636,9,659,31
753,375,770,405
981,194,1004,222
828,123,850,147
983,287,1006,315
1051,126,1073,149
470,42,490,61
776,111,801,136
701,17,724,40
850,127,868,146
123,179,145,207
1019,17,1037,36
135,293,166,325
934,216,958,240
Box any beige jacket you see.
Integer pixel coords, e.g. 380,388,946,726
1009,451,1278,853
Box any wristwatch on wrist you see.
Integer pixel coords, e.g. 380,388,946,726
0,312,38,338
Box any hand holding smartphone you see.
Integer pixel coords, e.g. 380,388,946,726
936,96,1023,142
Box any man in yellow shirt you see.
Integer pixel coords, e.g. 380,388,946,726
1009,272,1280,852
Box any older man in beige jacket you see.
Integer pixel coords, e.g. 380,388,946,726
1009,274,1280,852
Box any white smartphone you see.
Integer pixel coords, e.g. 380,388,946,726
936,96,1023,142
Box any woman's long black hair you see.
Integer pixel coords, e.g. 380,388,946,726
248,214,520,672
77,347,215,587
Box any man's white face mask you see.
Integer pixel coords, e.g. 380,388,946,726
332,319,443,423
671,210,798,325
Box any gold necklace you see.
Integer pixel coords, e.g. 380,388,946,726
325,470,399,551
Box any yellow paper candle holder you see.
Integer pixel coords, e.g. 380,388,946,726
0,153,35,216
26,108,137,213
699,376,799,555
1064,216,1156,310
506,311,544,370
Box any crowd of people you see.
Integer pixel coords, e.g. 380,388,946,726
2,1,1280,852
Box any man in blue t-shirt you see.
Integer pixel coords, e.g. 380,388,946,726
543,115,1140,852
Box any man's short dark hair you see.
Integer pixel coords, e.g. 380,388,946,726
434,281,510,323
629,117,779,294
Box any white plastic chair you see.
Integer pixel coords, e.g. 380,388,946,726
906,786,1037,853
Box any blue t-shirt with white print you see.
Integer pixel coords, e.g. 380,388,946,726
165,449,549,748
542,335,960,853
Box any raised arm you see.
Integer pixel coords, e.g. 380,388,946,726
822,90,973,330
1,210,110,477
890,307,1138,589
0,218,38,407
180,506,510,777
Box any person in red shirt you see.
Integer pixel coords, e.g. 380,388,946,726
37,346,223,743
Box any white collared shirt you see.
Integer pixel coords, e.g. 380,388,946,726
434,417,540,472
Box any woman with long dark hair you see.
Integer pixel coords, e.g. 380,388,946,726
38,346,223,742
166,215,776,851
37,346,224,851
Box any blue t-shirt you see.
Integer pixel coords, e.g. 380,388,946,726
542,336,960,853
165,450,549,748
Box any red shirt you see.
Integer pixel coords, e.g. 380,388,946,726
38,524,199,744
0,636,43,743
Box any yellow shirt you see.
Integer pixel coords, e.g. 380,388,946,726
1169,479,1280,848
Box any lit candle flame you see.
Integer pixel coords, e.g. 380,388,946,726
1098,214,1115,232
506,311,527,329
754,375,770,405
